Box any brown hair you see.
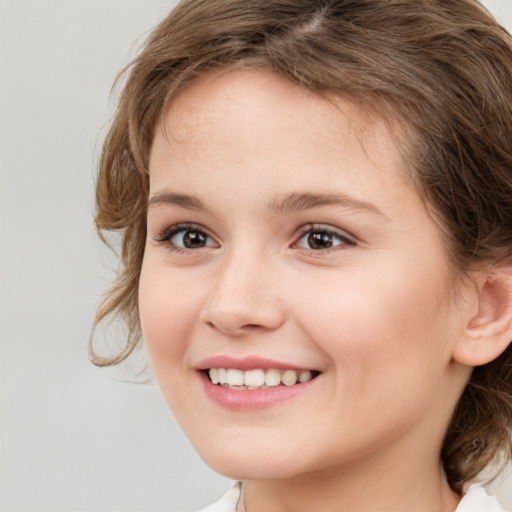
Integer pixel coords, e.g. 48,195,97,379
92,0,512,491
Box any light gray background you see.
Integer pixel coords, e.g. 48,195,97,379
1,1,511,511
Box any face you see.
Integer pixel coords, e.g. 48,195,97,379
139,69,473,481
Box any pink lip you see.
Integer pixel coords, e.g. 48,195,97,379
198,372,317,410
195,357,320,411
196,355,315,372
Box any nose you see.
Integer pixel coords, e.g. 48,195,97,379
200,249,285,337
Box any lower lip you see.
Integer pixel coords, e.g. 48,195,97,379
199,371,317,411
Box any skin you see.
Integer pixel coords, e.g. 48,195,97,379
139,69,481,512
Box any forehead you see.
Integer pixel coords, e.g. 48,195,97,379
152,68,411,186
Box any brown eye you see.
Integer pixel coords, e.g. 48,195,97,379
181,230,207,248
296,226,354,251
167,227,216,249
307,232,335,249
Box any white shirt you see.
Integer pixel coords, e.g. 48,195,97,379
198,482,507,512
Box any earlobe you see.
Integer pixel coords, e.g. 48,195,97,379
453,267,512,367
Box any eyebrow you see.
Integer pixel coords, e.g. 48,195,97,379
147,190,386,218
267,192,386,218
148,192,210,212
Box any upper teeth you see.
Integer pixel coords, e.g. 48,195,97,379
208,368,314,388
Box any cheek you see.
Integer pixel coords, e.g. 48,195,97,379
138,261,199,370
138,260,210,422
292,258,454,398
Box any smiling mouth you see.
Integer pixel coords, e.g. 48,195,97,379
206,368,321,390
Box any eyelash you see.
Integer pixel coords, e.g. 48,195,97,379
294,224,355,252
154,223,215,252
153,223,355,252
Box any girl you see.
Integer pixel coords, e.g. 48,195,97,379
92,1,512,510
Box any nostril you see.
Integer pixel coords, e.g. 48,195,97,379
205,320,268,335
242,324,265,330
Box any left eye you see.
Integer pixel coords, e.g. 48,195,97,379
168,228,216,249
296,227,353,250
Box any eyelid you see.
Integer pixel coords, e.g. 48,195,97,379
153,222,218,247
293,223,356,250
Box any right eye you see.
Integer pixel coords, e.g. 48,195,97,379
156,224,217,250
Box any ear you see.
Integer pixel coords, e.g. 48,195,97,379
453,266,512,366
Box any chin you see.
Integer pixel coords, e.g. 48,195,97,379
206,458,302,481
194,441,309,481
